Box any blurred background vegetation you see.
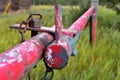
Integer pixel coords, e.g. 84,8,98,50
31,0,120,13
31,0,120,30
0,0,120,80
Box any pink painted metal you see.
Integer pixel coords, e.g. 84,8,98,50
44,4,70,70
91,12,96,45
68,6,95,34
0,33,54,80
55,4,62,42
0,2,97,79
44,43,69,69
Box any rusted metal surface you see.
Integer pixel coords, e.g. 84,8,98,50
0,32,54,80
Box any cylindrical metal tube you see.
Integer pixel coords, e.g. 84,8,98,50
0,32,54,80
91,13,96,45
68,6,95,33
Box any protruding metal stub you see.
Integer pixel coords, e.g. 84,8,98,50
18,21,27,43
68,31,82,56
55,4,62,42
44,69,54,80
20,31,25,42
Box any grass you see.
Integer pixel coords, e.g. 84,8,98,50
97,6,118,28
0,5,120,80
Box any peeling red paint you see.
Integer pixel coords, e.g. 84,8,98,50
44,43,69,69
0,33,54,80
0,3,97,80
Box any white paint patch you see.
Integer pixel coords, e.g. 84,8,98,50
47,49,53,61
0,58,7,63
5,49,23,63
0,63,6,67
7,59,16,64
46,49,54,67
6,49,19,57
27,43,35,52
6,52,17,57
39,33,45,39
22,42,27,45
17,55,23,63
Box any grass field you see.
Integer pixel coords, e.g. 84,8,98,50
0,5,120,80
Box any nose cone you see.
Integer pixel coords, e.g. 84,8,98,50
44,43,68,69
